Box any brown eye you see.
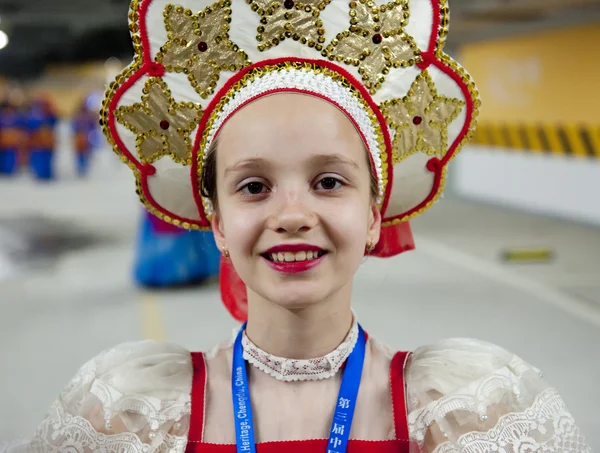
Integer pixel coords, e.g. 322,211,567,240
315,177,342,191
241,181,268,195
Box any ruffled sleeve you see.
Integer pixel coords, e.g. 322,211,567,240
405,338,592,453
1,341,193,453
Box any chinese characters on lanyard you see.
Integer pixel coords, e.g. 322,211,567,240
231,323,367,453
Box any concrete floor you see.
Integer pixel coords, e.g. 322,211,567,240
0,150,599,448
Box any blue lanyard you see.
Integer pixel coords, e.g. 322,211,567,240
232,323,366,453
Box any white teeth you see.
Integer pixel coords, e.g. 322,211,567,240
269,251,323,262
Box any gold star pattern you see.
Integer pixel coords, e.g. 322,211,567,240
324,0,420,94
248,0,331,52
379,71,465,164
155,0,251,99
115,78,202,164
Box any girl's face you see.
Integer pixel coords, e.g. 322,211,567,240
211,93,381,309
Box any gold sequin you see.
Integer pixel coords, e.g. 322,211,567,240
249,0,331,51
379,70,464,165
436,0,450,57
156,1,251,99
323,0,419,93
115,78,202,164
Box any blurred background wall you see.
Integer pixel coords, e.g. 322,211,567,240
27,60,123,117
455,21,600,224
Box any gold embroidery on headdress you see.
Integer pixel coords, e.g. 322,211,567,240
156,1,251,99
248,0,331,52
379,71,464,164
115,78,202,164
324,0,420,94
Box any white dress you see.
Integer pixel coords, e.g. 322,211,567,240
0,323,591,453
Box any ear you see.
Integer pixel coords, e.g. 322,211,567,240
211,211,226,252
368,202,382,247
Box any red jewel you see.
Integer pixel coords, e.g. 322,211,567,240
372,34,383,44
197,42,208,52
413,116,423,125
284,0,295,9
148,62,165,77
160,120,170,130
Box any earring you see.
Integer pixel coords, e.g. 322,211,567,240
366,240,375,253
222,246,230,258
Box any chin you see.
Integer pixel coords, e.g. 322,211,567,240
260,282,338,310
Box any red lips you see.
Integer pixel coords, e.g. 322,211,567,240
263,254,326,274
261,243,327,274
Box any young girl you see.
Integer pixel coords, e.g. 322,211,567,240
1,1,591,452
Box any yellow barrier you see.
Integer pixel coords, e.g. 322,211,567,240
501,247,554,263
472,123,600,159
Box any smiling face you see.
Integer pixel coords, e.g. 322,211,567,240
210,93,381,310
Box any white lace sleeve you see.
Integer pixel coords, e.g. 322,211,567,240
405,338,591,453
1,341,193,453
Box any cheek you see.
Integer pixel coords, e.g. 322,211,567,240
324,198,371,249
220,206,261,252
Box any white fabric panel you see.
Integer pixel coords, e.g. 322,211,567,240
404,0,435,51
146,157,201,221
385,152,435,218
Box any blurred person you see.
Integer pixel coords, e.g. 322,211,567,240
0,1,592,453
26,95,58,181
0,94,27,176
72,93,102,177
133,209,220,287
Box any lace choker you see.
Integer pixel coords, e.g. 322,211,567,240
241,318,359,382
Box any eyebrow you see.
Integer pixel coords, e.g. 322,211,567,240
224,158,271,176
309,153,360,170
223,153,360,176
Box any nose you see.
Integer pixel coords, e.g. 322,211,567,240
266,193,318,235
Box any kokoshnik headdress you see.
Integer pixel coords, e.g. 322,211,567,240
101,0,480,321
